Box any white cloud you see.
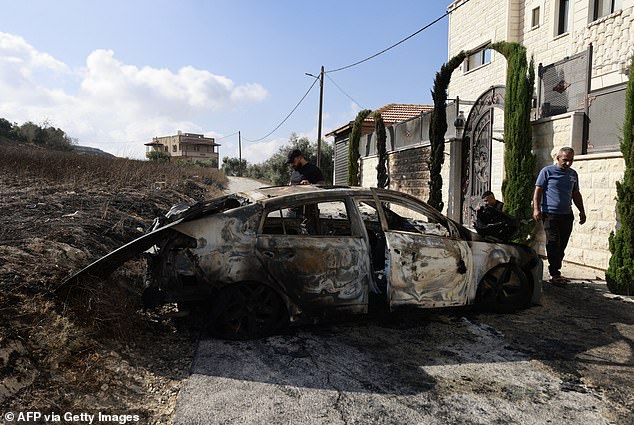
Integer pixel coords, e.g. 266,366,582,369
0,32,69,80
0,33,268,159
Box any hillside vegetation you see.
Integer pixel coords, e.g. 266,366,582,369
0,140,227,422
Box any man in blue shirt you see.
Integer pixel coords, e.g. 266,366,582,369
533,147,586,286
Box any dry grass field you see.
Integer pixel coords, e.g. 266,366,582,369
0,141,227,423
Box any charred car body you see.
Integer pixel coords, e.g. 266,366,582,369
69,186,543,339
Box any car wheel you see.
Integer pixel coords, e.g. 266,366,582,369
476,263,531,313
208,282,288,340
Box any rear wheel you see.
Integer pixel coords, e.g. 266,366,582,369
208,282,288,340
476,263,531,313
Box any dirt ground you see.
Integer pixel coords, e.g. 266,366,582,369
1,152,633,424
0,144,226,423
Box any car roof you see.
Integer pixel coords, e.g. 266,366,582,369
243,185,376,204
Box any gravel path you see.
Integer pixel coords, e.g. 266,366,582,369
225,176,268,193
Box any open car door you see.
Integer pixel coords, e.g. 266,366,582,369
371,189,474,309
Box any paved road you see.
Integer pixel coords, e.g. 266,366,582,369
173,281,634,424
174,178,633,424
225,176,268,193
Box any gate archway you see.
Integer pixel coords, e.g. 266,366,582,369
461,85,505,226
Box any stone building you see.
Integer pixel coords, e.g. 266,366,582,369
330,0,631,273
447,0,631,271
145,131,220,167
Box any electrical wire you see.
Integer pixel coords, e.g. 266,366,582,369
215,131,240,141
327,0,472,74
244,77,319,143
325,73,365,110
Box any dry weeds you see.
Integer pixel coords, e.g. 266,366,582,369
0,142,227,423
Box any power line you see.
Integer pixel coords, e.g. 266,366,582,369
244,76,319,143
325,73,365,109
327,0,472,74
215,131,240,141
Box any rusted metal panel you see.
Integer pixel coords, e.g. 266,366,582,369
246,185,321,202
386,231,473,308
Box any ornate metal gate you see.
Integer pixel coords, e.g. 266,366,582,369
461,86,505,226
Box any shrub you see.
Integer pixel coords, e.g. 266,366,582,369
146,150,170,162
606,55,634,295
491,41,536,243
428,51,466,211
348,110,371,186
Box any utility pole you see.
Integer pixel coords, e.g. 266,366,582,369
238,130,242,177
317,65,324,168
306,66,325,168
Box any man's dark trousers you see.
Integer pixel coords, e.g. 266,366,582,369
543,213,574,278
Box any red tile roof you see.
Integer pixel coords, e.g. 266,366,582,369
326,103,433,137
369,104,433,124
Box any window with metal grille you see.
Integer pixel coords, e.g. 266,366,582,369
587,84,626,153
538,51,589,119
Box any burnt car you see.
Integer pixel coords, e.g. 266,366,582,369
68,186,542,339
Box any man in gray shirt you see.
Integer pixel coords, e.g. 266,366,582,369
533,147,586,286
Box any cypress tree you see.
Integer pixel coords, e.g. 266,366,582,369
428,51,466,212
374,111,388,188
347,109,372,186
606,55,634,295
490,42,536,243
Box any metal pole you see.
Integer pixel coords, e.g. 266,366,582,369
317,65,324,168
238,130,242,177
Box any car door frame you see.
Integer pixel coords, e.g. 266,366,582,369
370,188,474,309
254,193,372,317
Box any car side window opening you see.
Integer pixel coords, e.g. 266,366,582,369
261,200,351,236
381,200,450,237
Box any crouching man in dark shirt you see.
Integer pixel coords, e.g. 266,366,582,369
286,149,325,185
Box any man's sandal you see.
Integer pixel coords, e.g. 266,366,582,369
550,276,569,287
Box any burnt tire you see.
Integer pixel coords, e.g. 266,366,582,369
208,282,288,340
476,263,531,313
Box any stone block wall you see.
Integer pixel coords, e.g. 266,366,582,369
388,146,431,202
448,0,633,100
447,0,509,100
360,145,432,203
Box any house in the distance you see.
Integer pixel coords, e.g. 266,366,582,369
145,131,220,167
327,104,434,186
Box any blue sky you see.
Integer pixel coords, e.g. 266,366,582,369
0,0,450,163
